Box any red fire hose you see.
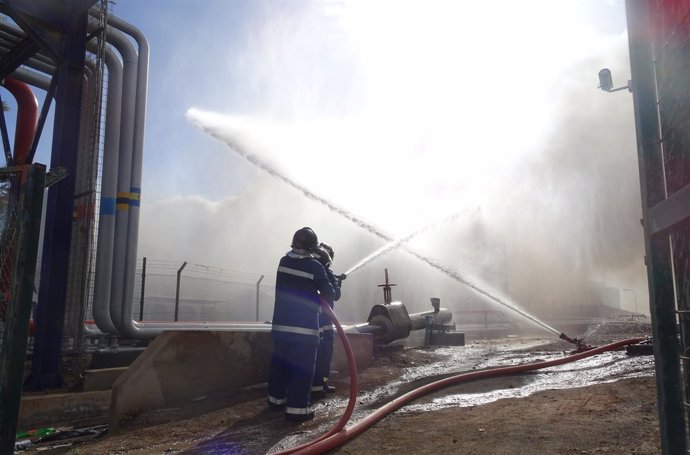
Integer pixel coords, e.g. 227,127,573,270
275,314,645,455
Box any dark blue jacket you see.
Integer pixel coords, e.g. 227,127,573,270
271,250,336,345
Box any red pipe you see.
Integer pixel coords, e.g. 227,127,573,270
0,78,37,323
2,77,39,165
287,336,646,455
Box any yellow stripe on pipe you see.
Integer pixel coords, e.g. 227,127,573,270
116,192,130,211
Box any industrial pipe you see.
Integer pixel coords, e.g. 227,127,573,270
352,305,452,344
277,337,646,455
91,43,125,334
1,77,38,165
106,16,150,339
0,19,122,335
103,26,139,336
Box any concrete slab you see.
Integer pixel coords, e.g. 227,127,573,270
332,332,374,372
110,330,374,428
110,331,272,429
82,367,127,392
18,390,111,429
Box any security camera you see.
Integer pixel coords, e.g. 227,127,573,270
597,68,631,93
598,68,614,91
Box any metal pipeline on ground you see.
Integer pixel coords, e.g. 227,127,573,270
274,336,646,455
351,305,453,345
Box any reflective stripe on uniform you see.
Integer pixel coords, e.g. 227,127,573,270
311,385,324,392
277,266,314,280
287,250,312,259
286,406,313,415
268,395,286,405
318,325,333,333
272,324,320,337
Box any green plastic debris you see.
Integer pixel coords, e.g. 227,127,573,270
16,427,57,439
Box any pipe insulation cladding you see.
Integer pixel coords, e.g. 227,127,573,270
352,304,453,345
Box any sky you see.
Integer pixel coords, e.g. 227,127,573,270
36,0,646,324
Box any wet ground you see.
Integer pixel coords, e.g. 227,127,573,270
20,320,656,454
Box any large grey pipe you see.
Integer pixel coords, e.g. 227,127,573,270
97,17,276,337
7,12,284,338
96,14,261,337
96,12,309,337
0,19,119,335
100,26,138,335
10,68,50,89
8,14,285,338
10,15,142,336
107,15,150,338
90,43,124,334
11,25,124,336
0,24,55,76
353,308,453,344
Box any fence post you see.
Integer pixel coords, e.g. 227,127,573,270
174,261,187,322
139,257,146,321
255,275,264,321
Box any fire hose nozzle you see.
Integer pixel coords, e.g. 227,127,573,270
559,332,574,343
559,332,595,352
337,274,347,281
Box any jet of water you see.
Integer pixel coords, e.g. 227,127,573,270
406,249,562,337
189,119,393,241
344,210,473,276
189,113,562,337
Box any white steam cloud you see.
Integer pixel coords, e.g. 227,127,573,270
139,1,645,325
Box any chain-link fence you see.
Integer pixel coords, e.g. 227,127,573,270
130,259,276,323
0,164,45,453
0,168,21,341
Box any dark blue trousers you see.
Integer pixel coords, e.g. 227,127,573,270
313,329,335,389
267,339,318,415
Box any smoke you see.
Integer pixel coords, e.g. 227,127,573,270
480,43,643,316
139,1,646,323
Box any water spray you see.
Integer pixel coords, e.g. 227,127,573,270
344,210,472,276
187,110,575,340
186,111,392,241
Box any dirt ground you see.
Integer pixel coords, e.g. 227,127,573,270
27,323,659,455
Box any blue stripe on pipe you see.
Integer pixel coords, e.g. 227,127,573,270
129,188,141,206
101,197,116,215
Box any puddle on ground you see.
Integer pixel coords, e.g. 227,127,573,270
264,339,650,453
188,338,654,455
402,350,654,413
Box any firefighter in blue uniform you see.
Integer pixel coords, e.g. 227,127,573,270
267,227,336,422
311,242,345,397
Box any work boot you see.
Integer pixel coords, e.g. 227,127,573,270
325,385,336,394
285,411,315,422
267,398,285,411
311,385,326,399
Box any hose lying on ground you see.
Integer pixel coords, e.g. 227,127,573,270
280,335,646,455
